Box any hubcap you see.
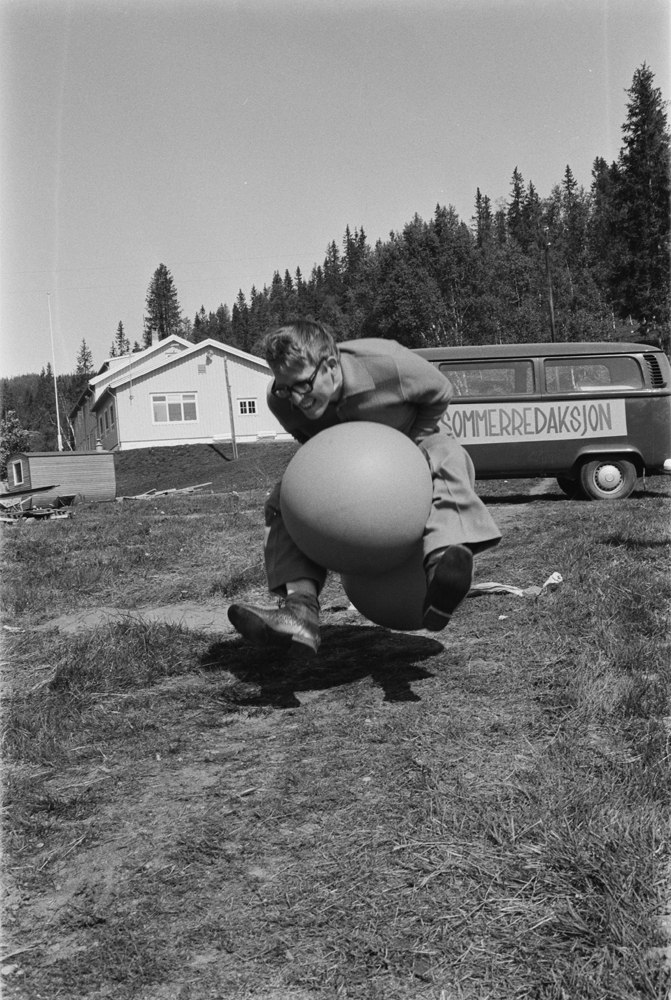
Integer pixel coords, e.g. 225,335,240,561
594,463,623,492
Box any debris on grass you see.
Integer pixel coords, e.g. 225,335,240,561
469,570,564,600
0,492,76,522
116,481,213,500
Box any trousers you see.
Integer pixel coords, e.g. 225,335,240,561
264,433,501,596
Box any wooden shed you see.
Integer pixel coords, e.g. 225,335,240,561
5,451,116,505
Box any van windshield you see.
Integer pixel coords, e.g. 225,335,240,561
544,357,644,393
439,360,534,398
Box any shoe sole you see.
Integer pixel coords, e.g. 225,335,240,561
227,606,320,657
422,545,473,631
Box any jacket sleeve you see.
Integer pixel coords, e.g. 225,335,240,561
394,348,452,442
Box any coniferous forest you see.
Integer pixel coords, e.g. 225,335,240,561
190,65,670,357
2,64,669,453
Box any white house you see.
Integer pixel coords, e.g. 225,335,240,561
69,336,292,452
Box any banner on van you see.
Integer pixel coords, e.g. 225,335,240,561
440,399,627,444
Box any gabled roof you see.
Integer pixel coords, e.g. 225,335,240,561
70,383,94,416
104,339,270,392
69,335,196,418
89,335,193,387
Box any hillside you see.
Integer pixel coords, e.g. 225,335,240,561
113,441,299,497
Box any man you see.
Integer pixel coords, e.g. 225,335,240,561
228,320,501,657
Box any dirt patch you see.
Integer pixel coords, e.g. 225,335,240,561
28,601,238,636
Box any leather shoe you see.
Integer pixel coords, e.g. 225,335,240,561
228,592,321,658
422,545,473,631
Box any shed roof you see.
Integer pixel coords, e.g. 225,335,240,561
8,451,113,459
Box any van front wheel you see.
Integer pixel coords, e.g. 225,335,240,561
556,476,579,497
578,458,637,501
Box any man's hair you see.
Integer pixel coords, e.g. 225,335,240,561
263,320,339,371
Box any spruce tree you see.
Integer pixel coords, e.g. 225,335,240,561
494,208,507,245
71,339,95,401
215,304,232,342
322,241,342,298
588,156,620,293
561,165,588,263
520,181,542,251
34,364,60,451
507,167,526,245
231,290,250,351
75,339,94,375
143,264,183,346
192,306,209,344
612,64,670,337
473,188,493,247
110,321,131,358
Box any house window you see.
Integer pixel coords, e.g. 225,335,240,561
152,393,198,423
12,460,24,486
238,399,257,415
104,409,109,430
110,403,115,427
99,417,104,436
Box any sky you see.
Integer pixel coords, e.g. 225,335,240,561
1,0,669,379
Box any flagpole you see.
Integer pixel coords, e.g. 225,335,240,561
47,292,64,451
222,353,239,459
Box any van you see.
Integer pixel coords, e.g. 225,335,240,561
415,341,671,500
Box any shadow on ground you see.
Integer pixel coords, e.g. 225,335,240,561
599,534,671,549
479,478,671,505
201,624,447,708
480,492,570,505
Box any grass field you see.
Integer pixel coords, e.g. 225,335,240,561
2,448,670,1000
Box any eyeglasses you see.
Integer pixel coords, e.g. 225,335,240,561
271,357,328,400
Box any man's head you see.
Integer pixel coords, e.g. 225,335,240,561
263,320,342,420
263,320,338,369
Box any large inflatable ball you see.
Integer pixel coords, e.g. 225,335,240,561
280,422,432,575
340,542,427,630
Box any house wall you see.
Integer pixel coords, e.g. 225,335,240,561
111,348,292,450
5,453,116,504
95,399,119,451
73,394,101,451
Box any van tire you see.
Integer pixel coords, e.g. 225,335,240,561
556,476,579,498
578,458,637,501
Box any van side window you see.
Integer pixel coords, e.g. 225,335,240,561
544,357,644,393
438,360,534,397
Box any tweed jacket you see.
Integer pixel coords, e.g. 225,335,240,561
267,338,452,445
